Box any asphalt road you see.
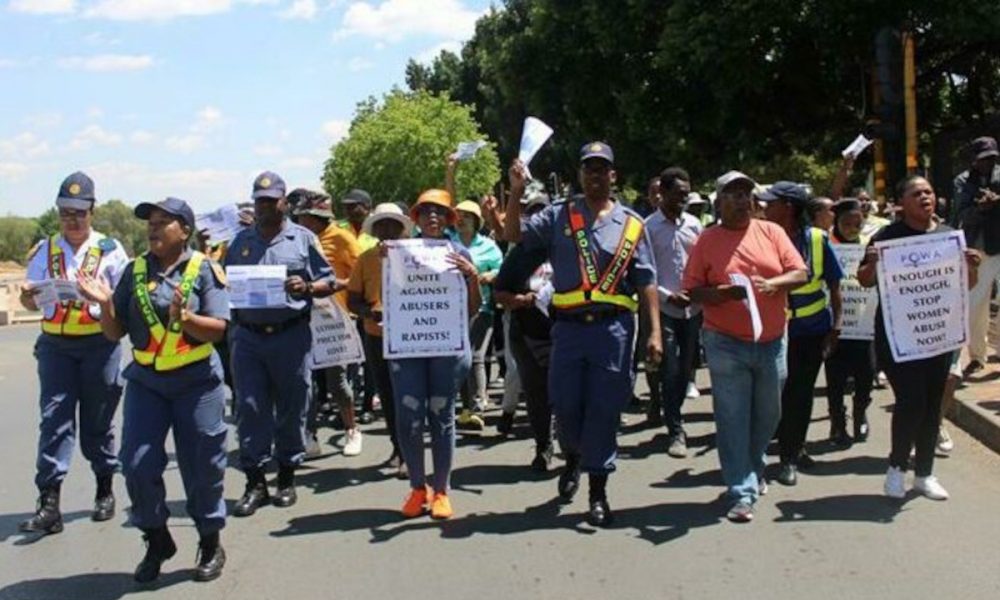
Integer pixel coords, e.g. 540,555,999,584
1,324,999,600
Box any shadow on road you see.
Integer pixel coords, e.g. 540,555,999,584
773,494,907,523
293,463,390,495
0,569,188,600
1,510,92,545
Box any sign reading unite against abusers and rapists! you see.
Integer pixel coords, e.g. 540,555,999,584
382,239,468,359
875,230,968,363
832,244,878,340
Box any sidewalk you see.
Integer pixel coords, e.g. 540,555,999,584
949,315,1000,454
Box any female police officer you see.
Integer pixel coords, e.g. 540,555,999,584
19,172,129,536
504,143,662,527
77,197,230,583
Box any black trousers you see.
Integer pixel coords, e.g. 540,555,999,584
364,334,399,458
507,315,554,449
778,333,826,463
876,332,950,477
824,339,874,418
657,312,702,436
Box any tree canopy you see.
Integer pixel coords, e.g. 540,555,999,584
322,90,501,206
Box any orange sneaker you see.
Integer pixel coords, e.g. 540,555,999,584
430,492,453,520
401,487,429,518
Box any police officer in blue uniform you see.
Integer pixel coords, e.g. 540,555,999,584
77,197,230,583
224,172,337,516
504,143,662,527
19,172,129,536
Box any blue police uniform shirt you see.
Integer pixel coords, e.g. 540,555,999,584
112,249,230,394
787,227,844,338
223,219,334,324
519,196,656,312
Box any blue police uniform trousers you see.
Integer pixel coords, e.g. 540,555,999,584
34,334,122,491
120,378,228,535
232,320,312,470
548,313,635,474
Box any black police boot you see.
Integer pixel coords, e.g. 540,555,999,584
531,443,554,473
134,527,177,583
233,469,270,517
19,486,63,535
587,473,613,527
557,454,581,502
273,466,297,508
194,532,226,582
92,474,116,522
853,398,871,442
777,461,798,486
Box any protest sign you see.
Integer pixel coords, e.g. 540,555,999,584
842,134,873,159
382,239,468,359
455,140,487,161
728,273,763,341
33,279,84,310
517,117,553,178
196,204,243,244
875,230,968,362
226,264,287,309
832,244,878,340
310,297,364,369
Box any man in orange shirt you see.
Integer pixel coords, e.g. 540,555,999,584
294,191,365,457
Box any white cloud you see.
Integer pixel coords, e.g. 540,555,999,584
415,40,461,64
8,0,76,15
0,132,50,159
0,162,30,182
57,54,154,72
279,156,319,170
84,161,246,205
85,0,233,21
0,58,20,68
336,0,482,43
254,144,284,157
70,125,123,150
321,119,349,143
195,106,224,130
83,32,121,46
87,107,105,119
129,130,155,145
347,56,373,72
164,134,205,154
23,113,63,130
281,0,317,19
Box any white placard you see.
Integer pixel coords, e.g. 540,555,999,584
729,273,763,342
455,140,487,161
842,134,873,159
382,239,468,359
832,244,878,340
226,265,288,309
875,230,968,362
517,116,553,178
196,204,243,244
33,279,84,310
310,297,364,369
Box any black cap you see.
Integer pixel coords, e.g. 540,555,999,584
758,181,810,204
579,141,614,164
341,188,372,206
971,136,999,161
56,171,96,209
252,171,286,200
134,197,197,230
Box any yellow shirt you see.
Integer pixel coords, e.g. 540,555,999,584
318,223,361,310
339,219,378,252
347,247,383,337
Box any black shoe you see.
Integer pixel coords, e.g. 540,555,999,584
19,487,63,534
963,359,985,379
92,474,115,522
194,533,226,582
531,444,553,472
853,403,870,442
829,414,852,448
497,411,515,436
357,411,375,425
233,470,269,517
273,467,297,508
796,450,816,470
557,459,580,502
134,527,177,583
667,432,688,458
587,499,613,527
777,462,798,486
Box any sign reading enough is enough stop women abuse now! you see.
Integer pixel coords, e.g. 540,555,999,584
875,230,968,363
382,238,469,359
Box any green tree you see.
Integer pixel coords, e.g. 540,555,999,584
36,208,59,239
93,200,147,257
0,216,41,264
322,90,501,206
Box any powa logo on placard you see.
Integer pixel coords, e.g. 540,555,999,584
897,248,944,269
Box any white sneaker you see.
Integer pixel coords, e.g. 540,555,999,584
914,475,949,501
884,466,906,499
343,428,363,456
686,382,700,399
937,428,954,454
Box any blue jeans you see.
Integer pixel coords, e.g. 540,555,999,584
703,330,786,505
389,351,470,493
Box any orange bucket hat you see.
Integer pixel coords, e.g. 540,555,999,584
410,188,457,225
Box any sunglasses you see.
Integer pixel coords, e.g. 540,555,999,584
416,204,449,218
58,209,89,220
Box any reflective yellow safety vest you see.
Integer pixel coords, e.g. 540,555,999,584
132,252,213,371
42,235,105,336
788,227,829,319
552,203,644,313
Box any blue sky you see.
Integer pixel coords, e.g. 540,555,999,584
0,0,494,217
